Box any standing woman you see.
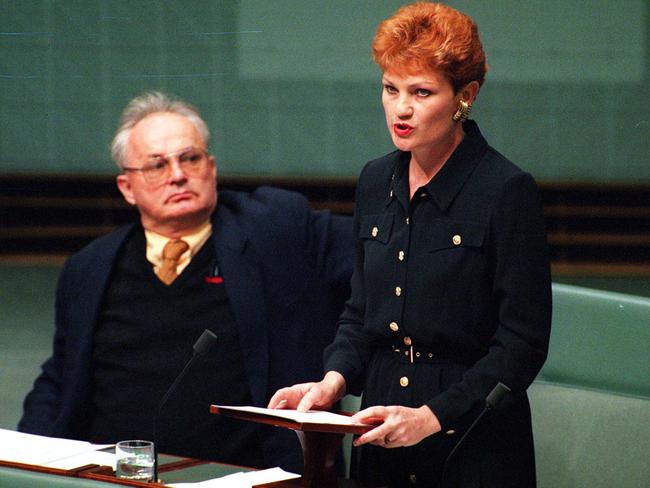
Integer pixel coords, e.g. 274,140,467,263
269,2,551,486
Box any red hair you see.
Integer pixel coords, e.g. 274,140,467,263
372,2,488,92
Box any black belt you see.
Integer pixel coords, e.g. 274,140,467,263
389,344,477,366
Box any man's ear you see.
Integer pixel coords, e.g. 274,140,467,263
116,174,137,206
207,154,217,181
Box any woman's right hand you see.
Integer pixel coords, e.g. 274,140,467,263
267,371,346,412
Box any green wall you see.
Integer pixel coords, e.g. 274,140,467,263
1,0,648,180
0,265,58,430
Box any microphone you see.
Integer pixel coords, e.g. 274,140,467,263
152,329,218,481
439,382,510,487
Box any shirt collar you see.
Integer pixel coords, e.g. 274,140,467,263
145,221,213,273
387,120,488,212
386,151,411,211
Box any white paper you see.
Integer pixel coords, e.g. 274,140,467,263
240,467,301,484
167,467,300,487
213,405,364,426
0,428,112,468
42,449,116,470
167,472,246,488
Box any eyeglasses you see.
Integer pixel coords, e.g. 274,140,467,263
122,147,210,185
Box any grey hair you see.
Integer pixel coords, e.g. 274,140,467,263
111,91,210,168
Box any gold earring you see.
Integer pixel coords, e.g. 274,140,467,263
452,100,472,121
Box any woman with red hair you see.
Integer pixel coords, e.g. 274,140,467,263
270,3,551,486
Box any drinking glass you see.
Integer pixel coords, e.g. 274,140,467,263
115,440,155,481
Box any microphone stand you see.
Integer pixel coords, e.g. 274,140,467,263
439,382,511,488
152,329,218,482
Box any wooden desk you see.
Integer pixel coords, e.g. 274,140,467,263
0,453,252,487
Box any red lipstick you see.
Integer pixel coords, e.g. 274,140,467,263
393,123,414,137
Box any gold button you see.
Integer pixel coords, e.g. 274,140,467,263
428,352,433,358
372,226,379,237
403,336,412,346
416,352,420,357
452,234,461,246
406,217,410,225
395,286,402,296
389,321,399,332
400,376,409,387
398,250,405,261
409,474,417,484
389,190,394,198
446,429,456,435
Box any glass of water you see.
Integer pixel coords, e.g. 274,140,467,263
115,440,155,482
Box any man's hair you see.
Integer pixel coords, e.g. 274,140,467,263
111,91,210,168
372,2,487,92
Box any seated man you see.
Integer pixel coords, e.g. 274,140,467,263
18,91,353,473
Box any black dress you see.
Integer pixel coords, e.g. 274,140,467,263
325,121,552,487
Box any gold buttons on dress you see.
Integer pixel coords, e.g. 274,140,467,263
372,226,379,237
405,217,410,225
403,336,412,346
395,286,402,296
400,376,409,387
409,474,417,484
389,321,399,332
446,430,456,435
389,190,394,198
398,250,405,261
452,234,462,246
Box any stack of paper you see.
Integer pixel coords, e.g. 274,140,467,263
0,428,114,469
212,405,364,425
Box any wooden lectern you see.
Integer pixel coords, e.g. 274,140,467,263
210,406,373,488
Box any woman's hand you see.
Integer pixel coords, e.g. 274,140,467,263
267,371,346,412
351,405,441,448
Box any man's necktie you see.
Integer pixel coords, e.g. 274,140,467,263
157,239,189,285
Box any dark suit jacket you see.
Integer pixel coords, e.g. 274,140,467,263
18,186,353,471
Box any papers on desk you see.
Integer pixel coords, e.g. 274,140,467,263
1,428,299,486
0,428,114,469
167,467,300,487
43,449,116,470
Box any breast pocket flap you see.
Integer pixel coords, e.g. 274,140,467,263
428,220,486,252
359,214,394,244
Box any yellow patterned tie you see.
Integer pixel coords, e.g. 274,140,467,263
157,239,189,285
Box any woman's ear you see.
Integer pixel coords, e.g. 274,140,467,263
459,80,480,105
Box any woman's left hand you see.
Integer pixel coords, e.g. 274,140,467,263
351,405,441,448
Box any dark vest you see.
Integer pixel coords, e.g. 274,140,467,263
87,229,264,467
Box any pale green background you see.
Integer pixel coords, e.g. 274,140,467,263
1,0,648,180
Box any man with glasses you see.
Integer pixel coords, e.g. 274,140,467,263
18,92,353,473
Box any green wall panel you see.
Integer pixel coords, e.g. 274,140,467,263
1,1,648,180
